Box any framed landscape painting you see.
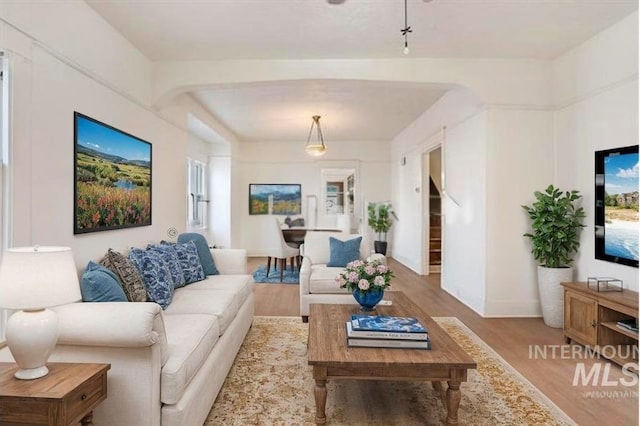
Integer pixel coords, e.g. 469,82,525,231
74,112,152,234
249,184,301,215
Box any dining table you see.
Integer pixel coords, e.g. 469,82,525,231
281,227,341,246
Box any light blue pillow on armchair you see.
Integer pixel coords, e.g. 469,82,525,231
327,236,363,267
81,261,128,302
177,233,219,276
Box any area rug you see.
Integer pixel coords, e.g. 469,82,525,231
205,317,576,425
252,264,299,284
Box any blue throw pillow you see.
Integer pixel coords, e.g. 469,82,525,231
147,244,186,288
327,236,363,267
161,240,206,284
81,261,127,302
177,233,219,276
129,247,174,309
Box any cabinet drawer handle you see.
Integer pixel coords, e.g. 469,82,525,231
81,394,87,400
591,320,596,327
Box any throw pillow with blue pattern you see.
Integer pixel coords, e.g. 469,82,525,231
147,244,186,288
161,240,206,284
177,233,219,275
129,247,175,309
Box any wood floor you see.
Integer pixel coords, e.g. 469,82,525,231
250,256,639,426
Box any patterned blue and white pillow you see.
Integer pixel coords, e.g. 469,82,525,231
129,247,175,309
161,240,205,284
147,244,186,288
177,233,219,276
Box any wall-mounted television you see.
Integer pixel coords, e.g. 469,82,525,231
594,145,639,268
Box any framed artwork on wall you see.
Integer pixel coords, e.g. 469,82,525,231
249,184,302,215
74,112,152,234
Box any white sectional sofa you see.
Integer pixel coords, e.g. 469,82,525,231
0,248,254,426
299,231,384,322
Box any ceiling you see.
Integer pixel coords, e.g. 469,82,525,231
86,0,638,143
192,80,449,142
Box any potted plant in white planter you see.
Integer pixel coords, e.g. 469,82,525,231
522,185,586,328
367,202,395,255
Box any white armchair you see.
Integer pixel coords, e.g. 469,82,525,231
299,231,384,322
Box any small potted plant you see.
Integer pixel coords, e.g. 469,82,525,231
336,259,394,311
368,202,395,255
522,184,586,328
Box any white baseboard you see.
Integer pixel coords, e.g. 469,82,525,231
483,298,542,317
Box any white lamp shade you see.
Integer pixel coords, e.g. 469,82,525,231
0,246,81,310
305,143,327,156
305,115,327,156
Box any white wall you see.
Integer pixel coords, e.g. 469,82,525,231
0,0,152,105
485,108,554,315
14,46,188,271
210,156,232,248
392,88,484,269
394,94,572,318
154,58,552,109
2,1,636,305
441,112,488,314
391,11,638,318
187,133,212,164
392,88,493,314
391,146,424,271
236,139,391,255
0,3,193,271
552,11,639,290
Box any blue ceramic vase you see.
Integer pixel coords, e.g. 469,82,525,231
352,288,384,312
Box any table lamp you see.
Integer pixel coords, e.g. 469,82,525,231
0,246,81,380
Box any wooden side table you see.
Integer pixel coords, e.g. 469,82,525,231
0,362,110,425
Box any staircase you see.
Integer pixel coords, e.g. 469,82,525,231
429,212,441,273
428,177,442,274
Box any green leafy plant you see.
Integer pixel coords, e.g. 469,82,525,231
367,202,394,241
522,185,586,268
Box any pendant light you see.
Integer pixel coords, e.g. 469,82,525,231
401,0,412,55
305,115,327,156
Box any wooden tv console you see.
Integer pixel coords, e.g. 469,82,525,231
562,281,638,367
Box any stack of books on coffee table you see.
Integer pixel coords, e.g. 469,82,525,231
345,314,431,349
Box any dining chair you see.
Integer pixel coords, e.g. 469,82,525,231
265,218,300,281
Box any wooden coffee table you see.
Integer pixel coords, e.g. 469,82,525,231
307,291,476,425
